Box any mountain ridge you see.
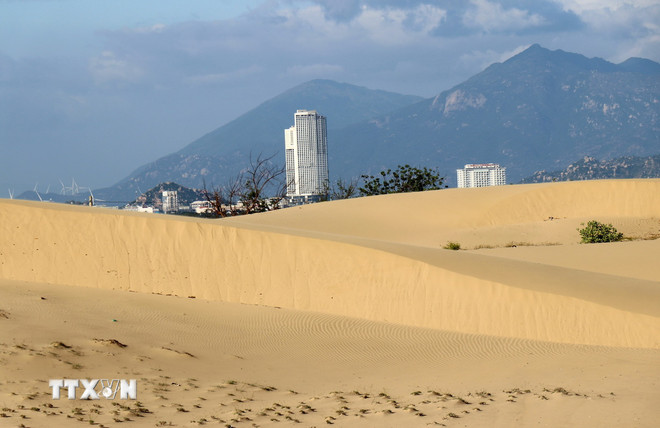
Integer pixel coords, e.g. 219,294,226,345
329,44,659,184
95,45,660,200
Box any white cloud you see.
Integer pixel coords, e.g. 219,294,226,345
271,3,446,47
554,0,659,14
184,65,263,85
131,23,166,34
89,51,143,84
353,3,446,45
580,2,659,32
355,6,412,45
274,5,349,43
411,4,448,33
551,0,660,62
463,0,546,32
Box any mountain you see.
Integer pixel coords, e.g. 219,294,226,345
617,57,660,74
99,45,660,199
520,155,660,183
329,44,660,185
96,80,422,201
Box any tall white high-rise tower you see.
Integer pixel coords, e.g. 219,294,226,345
285,110,328,203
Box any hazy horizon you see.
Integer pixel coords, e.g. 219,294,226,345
2,0,659,195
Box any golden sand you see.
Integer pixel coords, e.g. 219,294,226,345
1,179,659,426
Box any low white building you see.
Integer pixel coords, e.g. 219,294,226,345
123,205,155,213
457,163,507,188
191,200,212,214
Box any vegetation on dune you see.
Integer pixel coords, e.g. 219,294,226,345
320,178,360,201
578,221,624,243
200,160,448,217
203,153,288,217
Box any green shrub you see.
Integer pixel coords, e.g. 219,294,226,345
359,164,445,196
444,242,461,250
578,221,623,243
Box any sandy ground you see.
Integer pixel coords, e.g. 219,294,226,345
1,179,659,427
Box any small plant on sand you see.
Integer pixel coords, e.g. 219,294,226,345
578,221,623,243
444,242,461,250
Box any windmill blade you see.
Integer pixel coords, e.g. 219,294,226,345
32,183,43,201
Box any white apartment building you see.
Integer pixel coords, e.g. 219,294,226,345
162,190,179,213
457,163,507,188
285,109,328,203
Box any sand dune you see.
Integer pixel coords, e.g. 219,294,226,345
225,179,660,247
1,179,659,426
1,279,658,427
1,180,659,348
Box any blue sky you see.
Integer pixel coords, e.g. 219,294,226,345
1,0,659,194
0,0,263,57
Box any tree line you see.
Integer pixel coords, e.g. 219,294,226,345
203,154,446,218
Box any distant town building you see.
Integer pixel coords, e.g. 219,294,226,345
191,200,212,214
162,190,179,213
123,205,155,213
457,163,507,188
285,109,329,204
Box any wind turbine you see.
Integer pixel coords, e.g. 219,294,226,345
8,188,14,199
59,179,67,195
33,183,43,202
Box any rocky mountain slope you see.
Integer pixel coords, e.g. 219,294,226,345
331,44,660,185
97,45,660,200
521,155,660,183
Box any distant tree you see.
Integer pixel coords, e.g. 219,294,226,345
331,177,359,200
359,164,445,196
202,181,226,217
319,178,359,201
202,153,287,217
578,220,624,243
239,153,287,214
223,174,244,216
